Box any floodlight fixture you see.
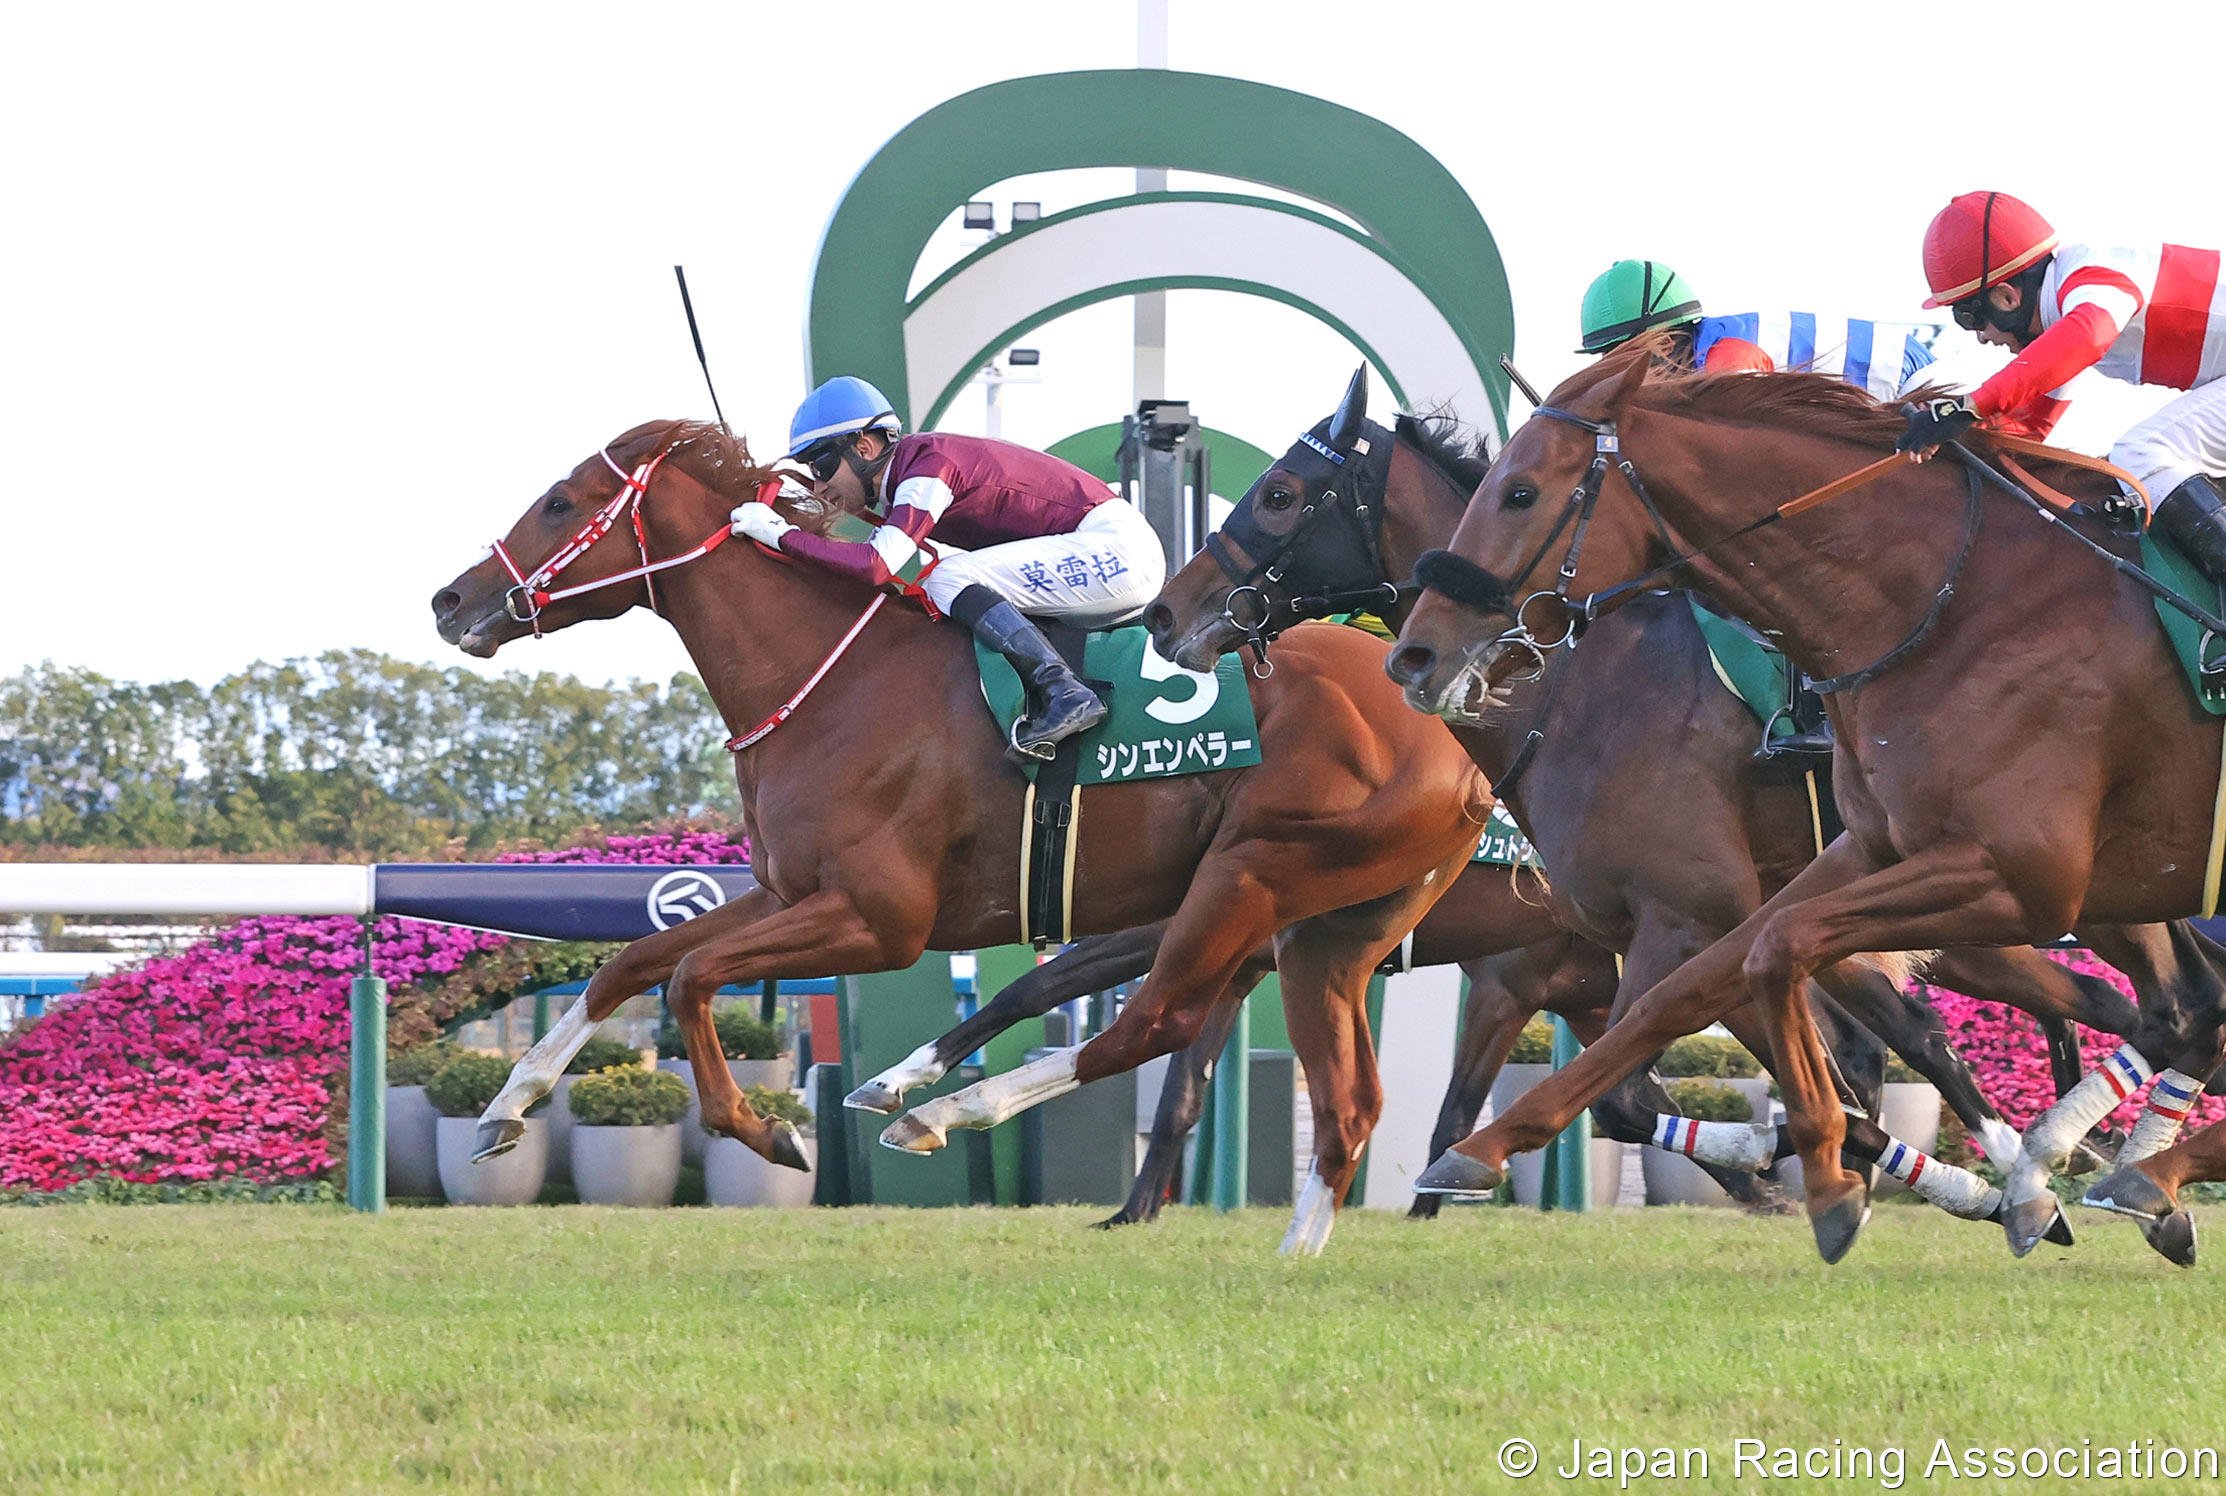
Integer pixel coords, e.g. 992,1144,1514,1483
1011,201,1042,224
1006,347,1042,367
962,201,994,231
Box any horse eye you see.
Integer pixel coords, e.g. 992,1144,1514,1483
544,492,573,517
1504,483,1539,512
1263,486,1296,512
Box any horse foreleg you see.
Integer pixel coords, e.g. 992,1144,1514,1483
2084,1112,2226,1268
1100,981,1254,1228
846,923,1171,1114
1813,961,2022,1173
472,889,784,1162
1409,950,1543,1220
664,887,928,1167
1741,841,2039,1261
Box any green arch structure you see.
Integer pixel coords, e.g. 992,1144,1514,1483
805,69,1514,438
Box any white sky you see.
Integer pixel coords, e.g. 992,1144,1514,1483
5,0,2220,689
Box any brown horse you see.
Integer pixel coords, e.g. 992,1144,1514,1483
1148,394,2130,1245
1387,342,2226,1262
430,420,1490,1252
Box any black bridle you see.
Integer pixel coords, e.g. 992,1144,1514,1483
1414,405,1985,699
1203,419,1407,675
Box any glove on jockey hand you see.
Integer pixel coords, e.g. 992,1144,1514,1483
730,502,795,550
1896,395,1978,456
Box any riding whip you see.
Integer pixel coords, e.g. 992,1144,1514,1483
673,265,730,434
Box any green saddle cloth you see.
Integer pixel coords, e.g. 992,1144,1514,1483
1685,596,1798,743
973,624,1265,785
1471,803,1539,868
2140,530,2226,715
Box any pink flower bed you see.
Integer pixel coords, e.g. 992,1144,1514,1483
0,826,750,1192
1924,948,2226,1134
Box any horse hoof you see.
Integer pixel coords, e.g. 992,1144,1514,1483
879,1113,947,1154
2142,1211,2197,1269
2002,1190,2061,1258
843,1080,904,1115
2063,1139,2111,1177
1810,1188,1871,1265
472,1117,525,1164
1093,1208,1151,1230
2041,1206,2076,1248
2080,1165,2175,1223
1412,1148,1504,1197
765,1121,810,1173
1407,1195,1445,1221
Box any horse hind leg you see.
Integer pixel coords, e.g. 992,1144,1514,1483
847,923,1168,1114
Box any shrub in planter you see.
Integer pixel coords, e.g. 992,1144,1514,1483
569,1067,691,1127
544,1036,645,1184
384,1041,456,1200
566,1036,643,1075
429,1053,546,1206
1507,1018,1555,1065
714,1010,785,1062
1657,1034,1762,1079
567,1067,689,1207
705,1085,817,1208
1665,1078,1755,1121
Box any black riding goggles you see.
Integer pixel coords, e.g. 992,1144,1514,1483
801,440,852,483
1950,294,1990,332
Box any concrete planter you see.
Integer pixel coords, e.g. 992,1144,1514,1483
384,1085,441,1199
662,1056,794,1165
544,1075,581,1184
570,1124,683,1207
704,1134,818,1207
1486,1063,1552,1126
435,1115,546,1205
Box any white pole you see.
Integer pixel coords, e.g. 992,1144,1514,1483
984,364,1004,441
0,864,375,917
1133,0,1169,408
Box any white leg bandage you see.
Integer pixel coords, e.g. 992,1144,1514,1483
2022,1043,2155,1168
2118,1068,2206,1167
1878,1135,2002,1219
1651,1114,1775,1171
482,998,598,1125
905,1046,1082,1135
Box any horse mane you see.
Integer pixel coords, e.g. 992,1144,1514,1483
659,420,787,492
1394,406,1494,492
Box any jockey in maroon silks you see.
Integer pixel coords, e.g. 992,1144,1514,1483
733,376,1166,763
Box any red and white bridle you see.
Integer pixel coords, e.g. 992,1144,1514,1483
490,445,772,636
480,443,886,754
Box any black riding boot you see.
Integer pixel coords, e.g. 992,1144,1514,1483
1761,680,1836,759
2154,475,2226,586
950,585,1107,764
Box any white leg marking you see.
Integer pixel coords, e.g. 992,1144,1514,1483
480,998,599,1126
904,1046,1082,1135
1279,1163,1338,1257
853,1041,949,1109
1974,1117,2024,1173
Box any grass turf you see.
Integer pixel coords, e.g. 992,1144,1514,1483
0,1202,2217,1494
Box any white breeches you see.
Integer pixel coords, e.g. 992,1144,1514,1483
2112,377,2226,506
922,500,1167,628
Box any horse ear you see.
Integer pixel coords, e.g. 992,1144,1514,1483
1326,366,1368,450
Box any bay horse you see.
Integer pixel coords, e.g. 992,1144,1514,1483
1386,341,2226,1262
1148,386,2135,1248
430,420,1491,1253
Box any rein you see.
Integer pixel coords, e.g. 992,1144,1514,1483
480,442,878,752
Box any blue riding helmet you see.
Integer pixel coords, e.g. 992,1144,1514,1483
787,376,903,458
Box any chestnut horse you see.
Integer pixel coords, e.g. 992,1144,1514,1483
1147,389,2130,1246
431,420,1490,1252
1388,343,2226,1262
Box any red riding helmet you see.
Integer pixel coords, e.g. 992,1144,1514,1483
1921,191,2057,308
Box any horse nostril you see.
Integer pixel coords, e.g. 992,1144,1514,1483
1386,644,1437,687
432,589,461,620
1143,601,1174,641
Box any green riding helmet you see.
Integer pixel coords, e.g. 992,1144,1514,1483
1577,259,1704,353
